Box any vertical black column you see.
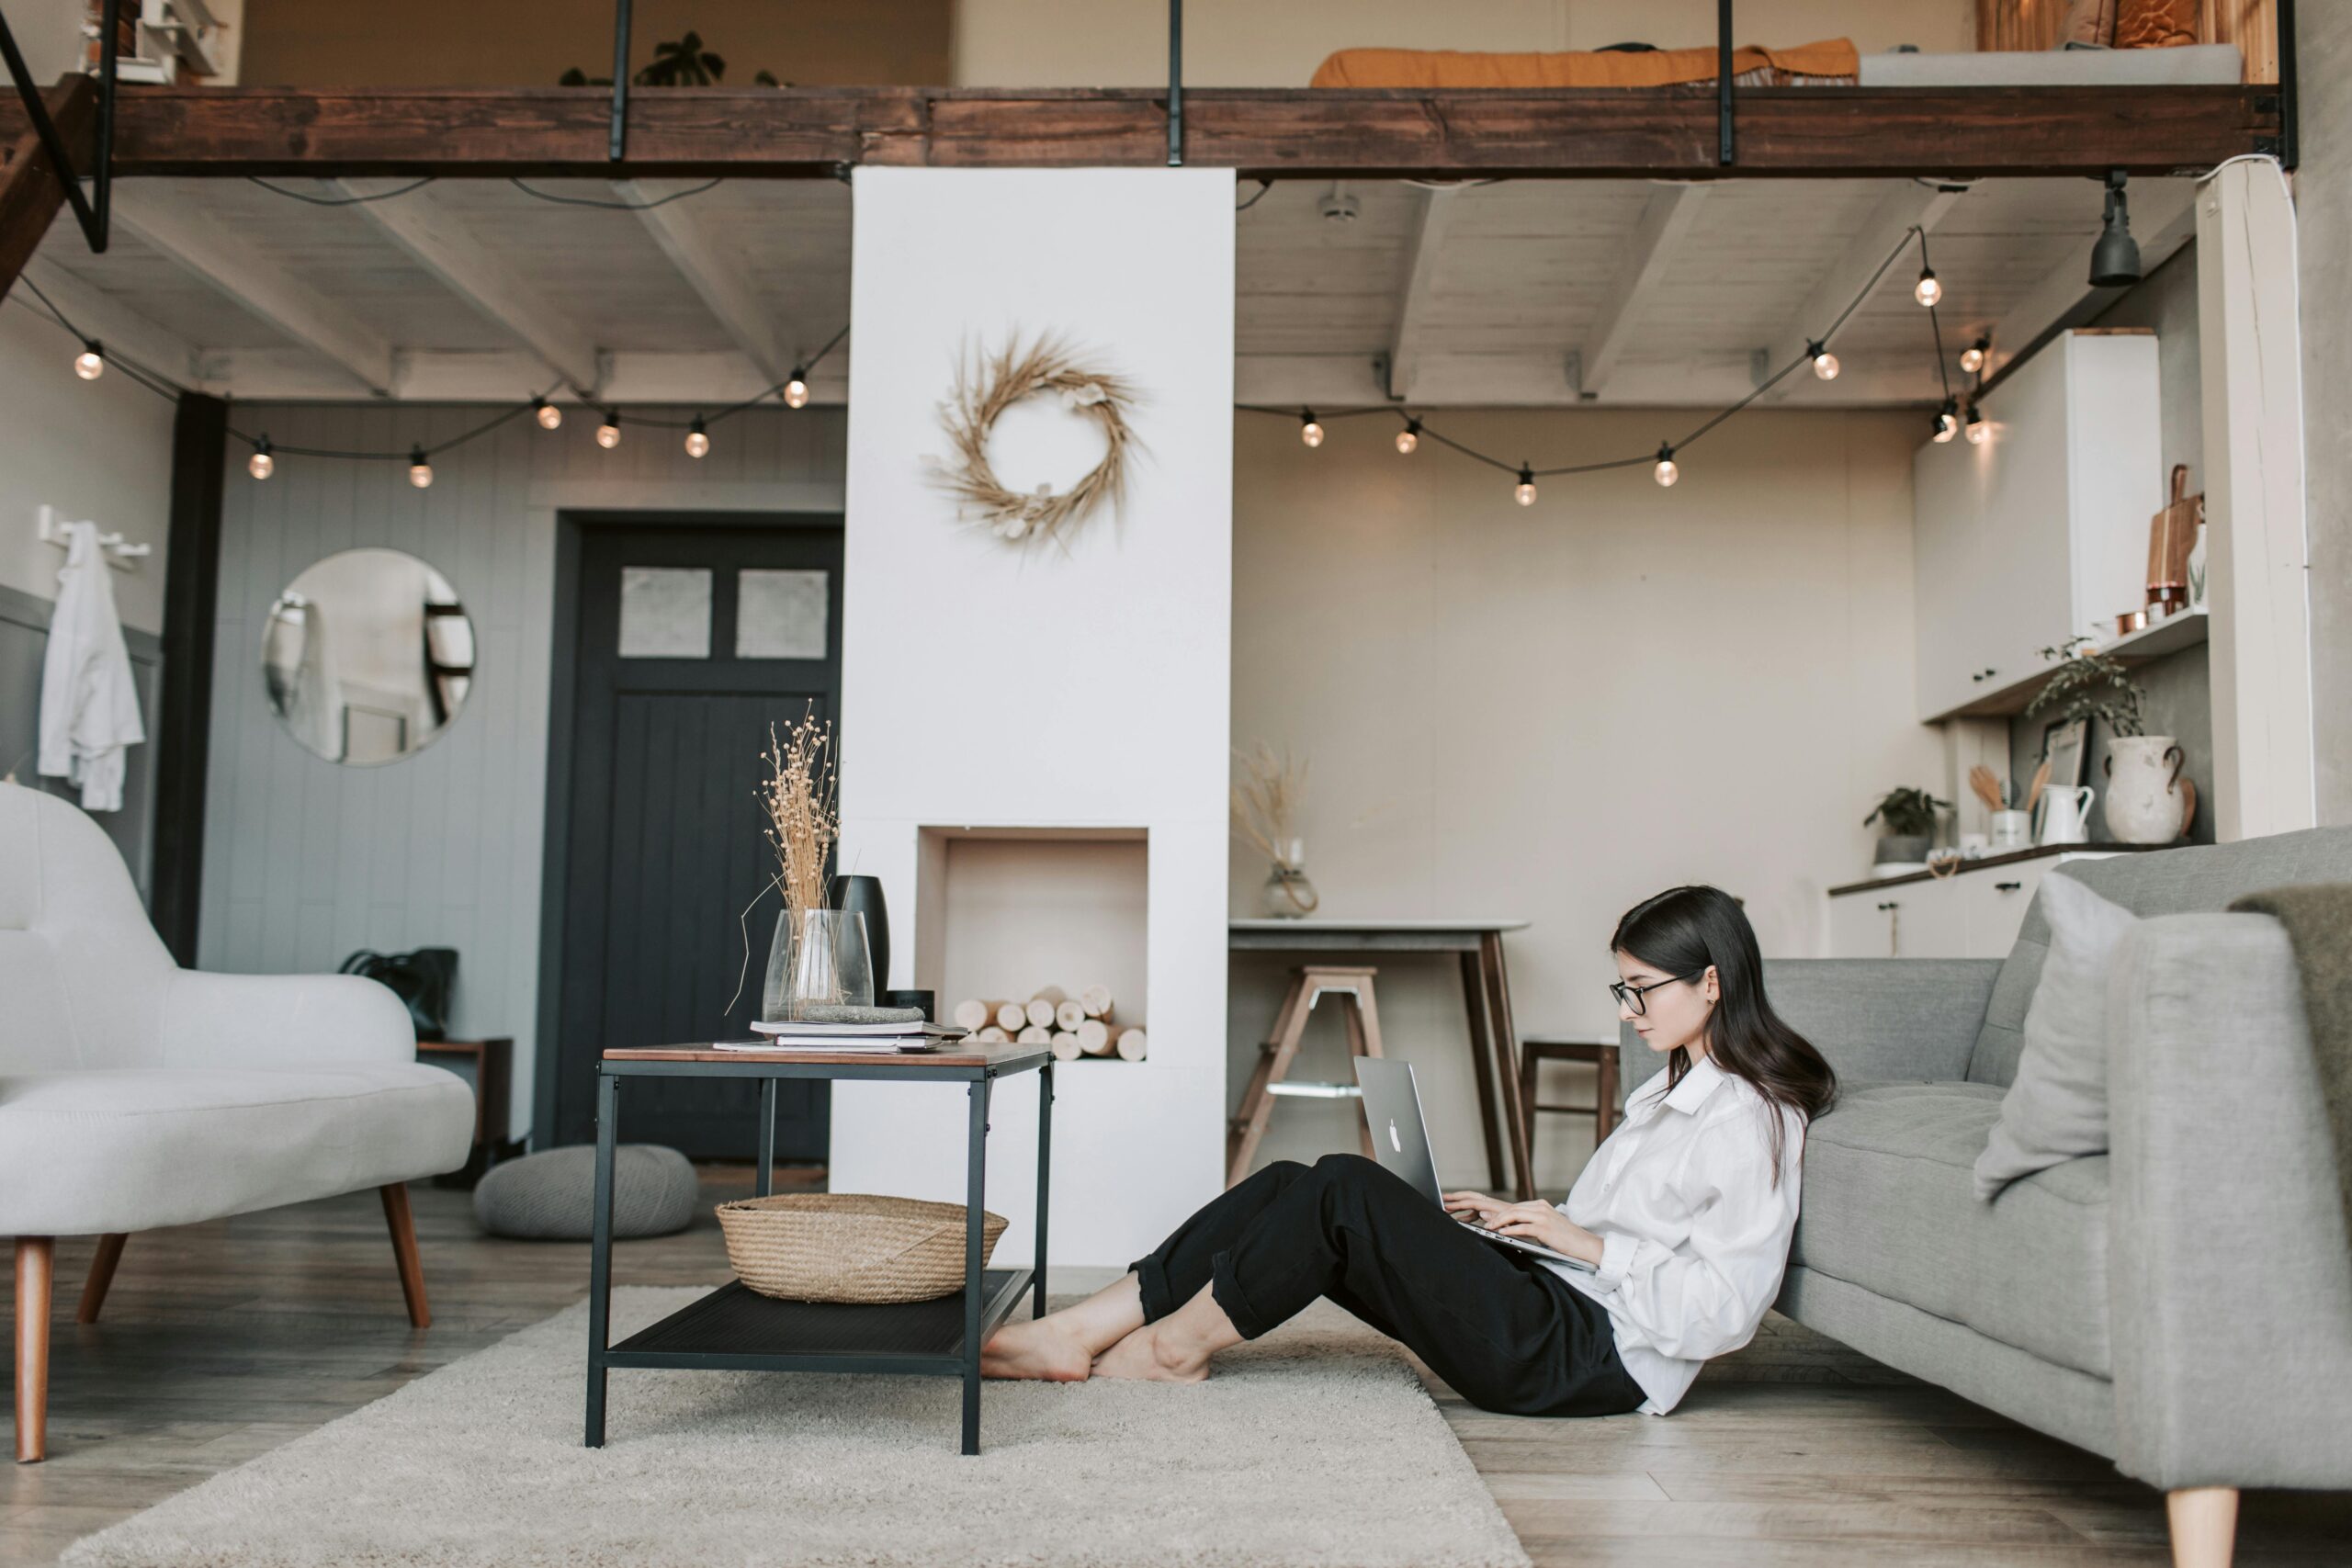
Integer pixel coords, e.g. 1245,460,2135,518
149,391,226,965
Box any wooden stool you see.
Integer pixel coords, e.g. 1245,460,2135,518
1227,966,1385,1187
1519,1039,1620,1175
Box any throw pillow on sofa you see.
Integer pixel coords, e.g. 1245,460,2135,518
1974,873,2140,1199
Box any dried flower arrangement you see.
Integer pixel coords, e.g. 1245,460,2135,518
1232,743,1309,872
927,334,1141,547
760,708,839,922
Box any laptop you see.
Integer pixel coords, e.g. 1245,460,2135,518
1354,1057,1595,1272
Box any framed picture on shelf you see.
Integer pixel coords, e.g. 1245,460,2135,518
2041,716,2089,789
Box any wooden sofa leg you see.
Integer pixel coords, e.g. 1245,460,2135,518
16,1237,52,1464
379,1184,432,1329
2166,1486,2238,1568
77,1234,129,1325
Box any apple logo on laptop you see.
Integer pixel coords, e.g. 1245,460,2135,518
1387,1120,1402,1153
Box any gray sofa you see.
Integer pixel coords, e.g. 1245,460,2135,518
1614,829,2352,1563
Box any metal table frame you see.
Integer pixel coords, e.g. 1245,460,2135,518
584,1045,1052,1455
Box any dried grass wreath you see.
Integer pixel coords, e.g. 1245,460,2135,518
928,335,1142,547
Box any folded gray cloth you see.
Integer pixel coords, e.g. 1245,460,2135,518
2231,884,2352,1241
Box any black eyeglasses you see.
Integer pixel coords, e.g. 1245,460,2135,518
1609,973,1700,1016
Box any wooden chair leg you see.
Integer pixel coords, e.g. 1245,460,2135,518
1595,1047,1620,1143
2165,1486,2238,1568
379,1184,432,1329
16,1237,52,1464
77,1233,129,1325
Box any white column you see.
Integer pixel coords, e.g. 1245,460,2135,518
2196,160,2316,840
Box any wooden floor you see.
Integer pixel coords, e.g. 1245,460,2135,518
6,1171,2348,1567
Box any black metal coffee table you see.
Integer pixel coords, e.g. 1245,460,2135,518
584,1040,1052,1456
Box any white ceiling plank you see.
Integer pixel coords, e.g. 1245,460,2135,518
1241,353,1936,411
1384,185,1464,401
112,187,400,396
1578,184,1712,400
334,179,604,398
18,257,205,385
616,180,790,386
202,348,850,406
1757,183,1967,401
1986,179,2198,381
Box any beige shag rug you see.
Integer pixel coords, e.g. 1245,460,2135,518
64,1288,1531,1568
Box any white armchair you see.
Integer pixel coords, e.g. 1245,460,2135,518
0,782,473,1461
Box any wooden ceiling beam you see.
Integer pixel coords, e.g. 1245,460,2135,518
615,179,789,386
1756,182,1966,403
1239,352,1937,411
197,347,851,405
33,85,2278,180
112,185,398,395
1577,183,1711,400
0,77,96,300
334,179,604,397
1384,185,1462,401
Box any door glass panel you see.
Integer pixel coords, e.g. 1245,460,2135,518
617,567,711,658
736,568,830,659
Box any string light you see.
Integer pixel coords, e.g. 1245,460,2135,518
1961,336,1989,375
74,340,104,379
247,437,274,480
1963,403,1989,445
784,368,810,409
407,446,434,488
1914,266,1941,309
1932,398,1959,444
1396,418,1420,455
1299,409,1325,448
1653,444,1679,487
533,396,562,431
685,416,710,458
1808,340,1839,381
596,410,622,449
1514,466,1537,506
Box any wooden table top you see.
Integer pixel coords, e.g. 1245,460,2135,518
603,1041,1051,1071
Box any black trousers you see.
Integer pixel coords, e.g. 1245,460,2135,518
1125,1153,1645,1417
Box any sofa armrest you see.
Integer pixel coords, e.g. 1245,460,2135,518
159,968,418,1070
2107,912,2352,1491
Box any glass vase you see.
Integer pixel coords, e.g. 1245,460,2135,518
1261,841,1319,919
761,908,876,1023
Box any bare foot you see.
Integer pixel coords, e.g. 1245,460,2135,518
979,1318,1092,1382
1090,1324,1208,1383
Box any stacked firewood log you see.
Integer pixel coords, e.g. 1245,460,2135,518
951,984,1146,1061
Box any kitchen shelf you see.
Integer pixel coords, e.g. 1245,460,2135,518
1932,607,2208,720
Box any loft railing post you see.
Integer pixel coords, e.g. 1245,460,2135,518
1167,0,1184,167
92,0,117,249
1717,0,1734,167
2278,0,2298,169
608,0,633,164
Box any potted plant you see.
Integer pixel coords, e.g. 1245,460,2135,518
1864,786,1948,873
2026,637,2188,844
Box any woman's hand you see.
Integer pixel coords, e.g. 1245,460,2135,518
1442,1190,1606,1267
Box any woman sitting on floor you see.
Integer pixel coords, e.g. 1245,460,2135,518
982,884,1838,1416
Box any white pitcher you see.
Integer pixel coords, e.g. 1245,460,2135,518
2036,784,2096,846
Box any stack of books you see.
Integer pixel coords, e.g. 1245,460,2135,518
712,1020,967,1055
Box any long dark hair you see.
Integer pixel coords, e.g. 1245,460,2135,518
1611,885,1836,1181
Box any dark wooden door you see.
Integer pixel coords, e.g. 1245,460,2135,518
551,520,842,1156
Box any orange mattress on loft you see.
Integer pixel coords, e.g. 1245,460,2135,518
1308,38,1860,89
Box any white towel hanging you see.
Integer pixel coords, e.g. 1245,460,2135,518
37,519,146,812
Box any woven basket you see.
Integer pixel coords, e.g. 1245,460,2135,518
716,1192,1010,1304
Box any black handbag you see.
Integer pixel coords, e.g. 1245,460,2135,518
338,947,458,1042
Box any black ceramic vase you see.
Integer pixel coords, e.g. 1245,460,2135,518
826,874,889,993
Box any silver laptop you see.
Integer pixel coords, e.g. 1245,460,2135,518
1355,1057,1594,1272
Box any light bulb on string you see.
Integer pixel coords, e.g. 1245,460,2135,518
1915,267,1942,309
1514,466,1537,507
74,340,104,380
1299,410,1324,448
1963,403,1989,445
248,437,274,480
1654,444,1679,488
533,397,562,431
1961,336,1989,375
595,411,621,449
408,446,435,488
1808,340,1839,381
685,417,710,459
783,368,810,410
1932,399,1959,444
1396,418,1420,456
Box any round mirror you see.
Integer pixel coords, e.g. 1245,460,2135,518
262,548,474,765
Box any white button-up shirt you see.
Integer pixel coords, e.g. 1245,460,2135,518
1543,1054,1804,1414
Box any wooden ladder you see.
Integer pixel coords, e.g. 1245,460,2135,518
1226,965,1385,1188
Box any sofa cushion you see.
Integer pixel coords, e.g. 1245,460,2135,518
1794,1083,2112,1379
1969,827,2352,1089
0,1065,473,1236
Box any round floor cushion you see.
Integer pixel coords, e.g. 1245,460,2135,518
472,1144,698,1239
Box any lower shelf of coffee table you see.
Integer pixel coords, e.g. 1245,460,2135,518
605,1269,1035,1373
